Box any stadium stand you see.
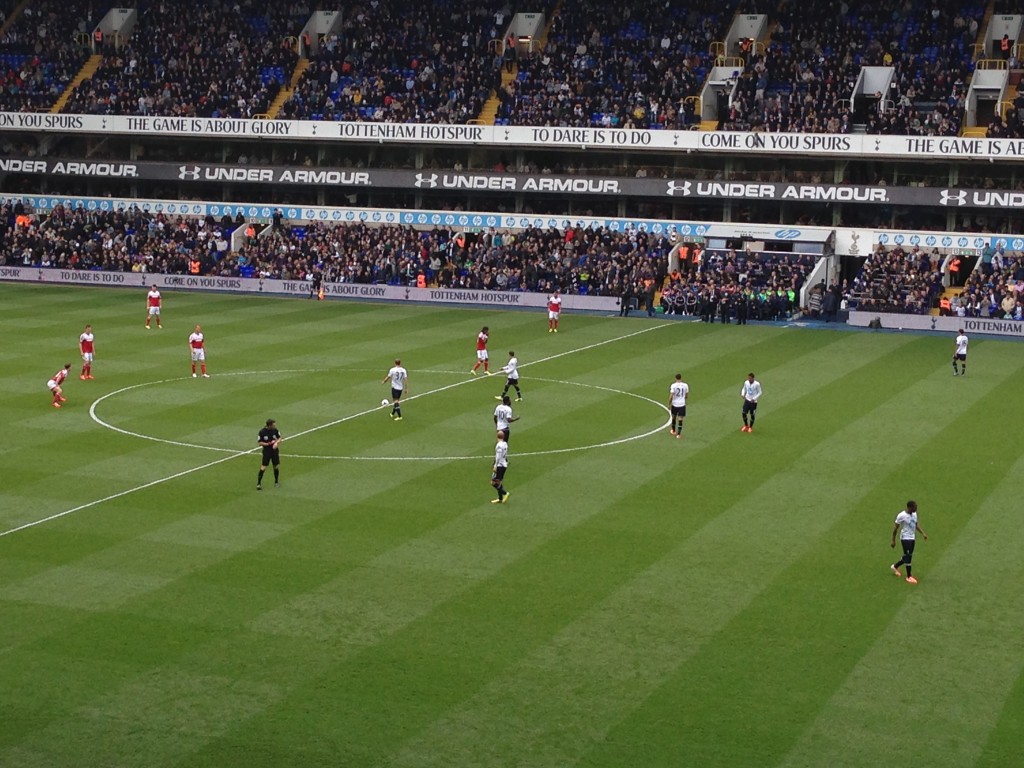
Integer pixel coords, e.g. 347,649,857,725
278,0,515,124
61,0,302,117
0,0,1004,137
496,0,731,129
847,244,946,314
955,244,1024,317
0,0,101,112
722,0,982,135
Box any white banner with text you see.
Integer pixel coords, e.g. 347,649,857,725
2,112,1023,161
0,266,622,311
848,310,1024,337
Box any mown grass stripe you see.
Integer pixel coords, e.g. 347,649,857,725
778,451,1024,768
382,337,993,767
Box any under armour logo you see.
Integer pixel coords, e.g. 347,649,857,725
665,181,691,197
414,173,438,188
939,189,967,206
178,165,201,181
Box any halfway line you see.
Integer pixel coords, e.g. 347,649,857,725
1,323,669,538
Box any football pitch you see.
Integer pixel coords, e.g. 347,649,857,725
2,283,1022,768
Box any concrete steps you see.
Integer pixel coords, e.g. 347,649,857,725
477,66,518,125
931,286,962,315
50,54,103,113
0,0,31,39
477,1,560,125
264,57,310,119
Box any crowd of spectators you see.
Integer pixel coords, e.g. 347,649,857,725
1,203,237,273
1,201,828,322
950,242,1024,318
0,0,1005,136
496,0,733,129
722,0,980,135
62,0,305,118
657,247,814,321
848,244,945,314
278,1,513,124
0,202,675,296
0,0,101,112
217,218,677,298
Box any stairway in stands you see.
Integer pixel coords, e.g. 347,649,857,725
961,0,1000,137
477,3,560,126
50,54,103,113
0,0,30,38
931,286,962,315
264,57,311,119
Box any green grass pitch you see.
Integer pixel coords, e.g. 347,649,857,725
2,282,1022,768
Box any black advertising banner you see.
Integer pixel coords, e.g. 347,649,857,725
3,157,1024,208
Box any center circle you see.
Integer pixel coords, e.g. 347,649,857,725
89,369,671,461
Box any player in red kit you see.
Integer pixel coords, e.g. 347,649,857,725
79,324,95,379
547,289,562,332
145,285,163,329
47,363,72,408
471,326,490,375
189,324,209,378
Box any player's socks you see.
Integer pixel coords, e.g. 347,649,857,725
258,470,265,485
273,469,280,485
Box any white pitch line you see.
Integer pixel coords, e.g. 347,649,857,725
3,324,669,538
280,323,668,445
87,369,331,453
283,377,671,460
0,450,251,539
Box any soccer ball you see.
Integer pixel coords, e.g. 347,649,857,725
381,399,389,407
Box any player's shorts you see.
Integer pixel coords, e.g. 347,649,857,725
46,379,58,391
492,466,507,482
191,348,206,362
671,405,686,419
506,376,519,387
148,306,161,316
954,353,967,361
261,447,280,466
391,387,404,400
81,352,93,363
900,538,916,557
548,310,560,320
743,399,758,415
477,349,488,361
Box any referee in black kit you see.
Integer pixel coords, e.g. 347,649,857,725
257,418,281,490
